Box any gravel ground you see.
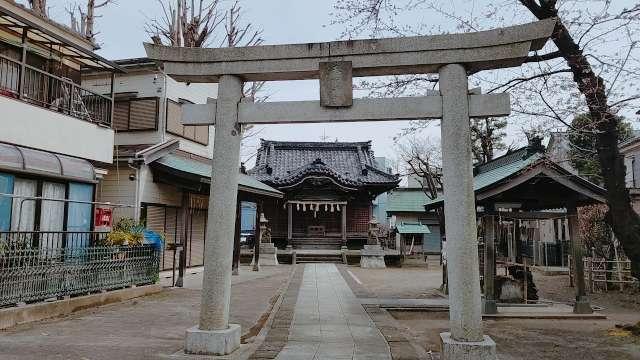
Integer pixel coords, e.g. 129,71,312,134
534,270,640,316
345,265,445,299
350,266,640,359
391,310,640,360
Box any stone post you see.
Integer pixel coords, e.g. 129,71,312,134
482,214,497,314
184,75,243,355
438,64,496,359
568,205,592,314
287,202,293,245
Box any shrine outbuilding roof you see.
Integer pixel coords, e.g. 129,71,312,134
248,140,400,191
425,142,606,211
386,188,432,214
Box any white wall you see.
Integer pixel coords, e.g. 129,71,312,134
165,76,218,158
84,69,218,158
621,142,640,188
84,71,165,147
138,165,183,207
0,96,114,163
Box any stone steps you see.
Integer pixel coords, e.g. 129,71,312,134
294,254,344,264
291,237,343,250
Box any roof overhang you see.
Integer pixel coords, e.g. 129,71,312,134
396,222,431,234
134,139,180,165
0,142,96,183
425,160,606,211
149,154,283,199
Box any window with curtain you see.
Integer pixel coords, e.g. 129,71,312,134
11,178,37,233
39,182,66,249
0,173,14,232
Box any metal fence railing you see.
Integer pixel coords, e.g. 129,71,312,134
0,54,113,127
0,231,109,249
0,244,160,307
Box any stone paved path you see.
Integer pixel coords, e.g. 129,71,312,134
276,264,391,360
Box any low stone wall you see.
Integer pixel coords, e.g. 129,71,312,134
0,284,162,330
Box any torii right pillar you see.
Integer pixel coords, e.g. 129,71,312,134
439,64,497,359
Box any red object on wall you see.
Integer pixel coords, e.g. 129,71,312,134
95,208,113,227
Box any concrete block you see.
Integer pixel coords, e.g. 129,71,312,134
184,324,241,356
360,245,386,269
440,332,497,360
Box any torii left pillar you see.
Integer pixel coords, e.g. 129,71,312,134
438,64,497,359
185,75,243,355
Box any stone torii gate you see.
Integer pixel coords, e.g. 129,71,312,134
145,18,555,359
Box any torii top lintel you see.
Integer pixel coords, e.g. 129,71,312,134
144,19,556,83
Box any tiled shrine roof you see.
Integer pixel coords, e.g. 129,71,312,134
249,140,399,190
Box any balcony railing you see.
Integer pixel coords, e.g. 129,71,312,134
0,54,112,127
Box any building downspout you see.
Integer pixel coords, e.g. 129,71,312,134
128,159,142,221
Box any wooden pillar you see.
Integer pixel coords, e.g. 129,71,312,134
232,199,241,276
287,202,292,245
341,204,347,246
483,213,497,314
568,204,592,314
514,217,522,263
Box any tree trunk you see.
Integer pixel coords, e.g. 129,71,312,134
521,3,640,278
86,0,95,41
29,0,47,17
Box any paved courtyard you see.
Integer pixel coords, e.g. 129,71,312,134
0,265,292,360
3,263,640,360
275,264,391,360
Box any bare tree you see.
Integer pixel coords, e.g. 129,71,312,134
145,0,224,47
396,137,445,239
146,1,266,161
66,0,115,43
397,137,442,200
28,0,48,17
333,0,640,278
470,117,508,164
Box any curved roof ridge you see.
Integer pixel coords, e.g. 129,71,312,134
259,139,373,148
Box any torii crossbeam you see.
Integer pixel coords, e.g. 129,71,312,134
145,18,556,359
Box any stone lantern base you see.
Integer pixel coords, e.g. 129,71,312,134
259,243,278,266
360,244,386,269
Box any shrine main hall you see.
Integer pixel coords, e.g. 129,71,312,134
248,139,399,249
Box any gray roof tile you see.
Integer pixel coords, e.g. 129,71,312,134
249,140,399,189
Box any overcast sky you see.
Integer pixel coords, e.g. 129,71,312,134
33,0,636,167
27,0,446,164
